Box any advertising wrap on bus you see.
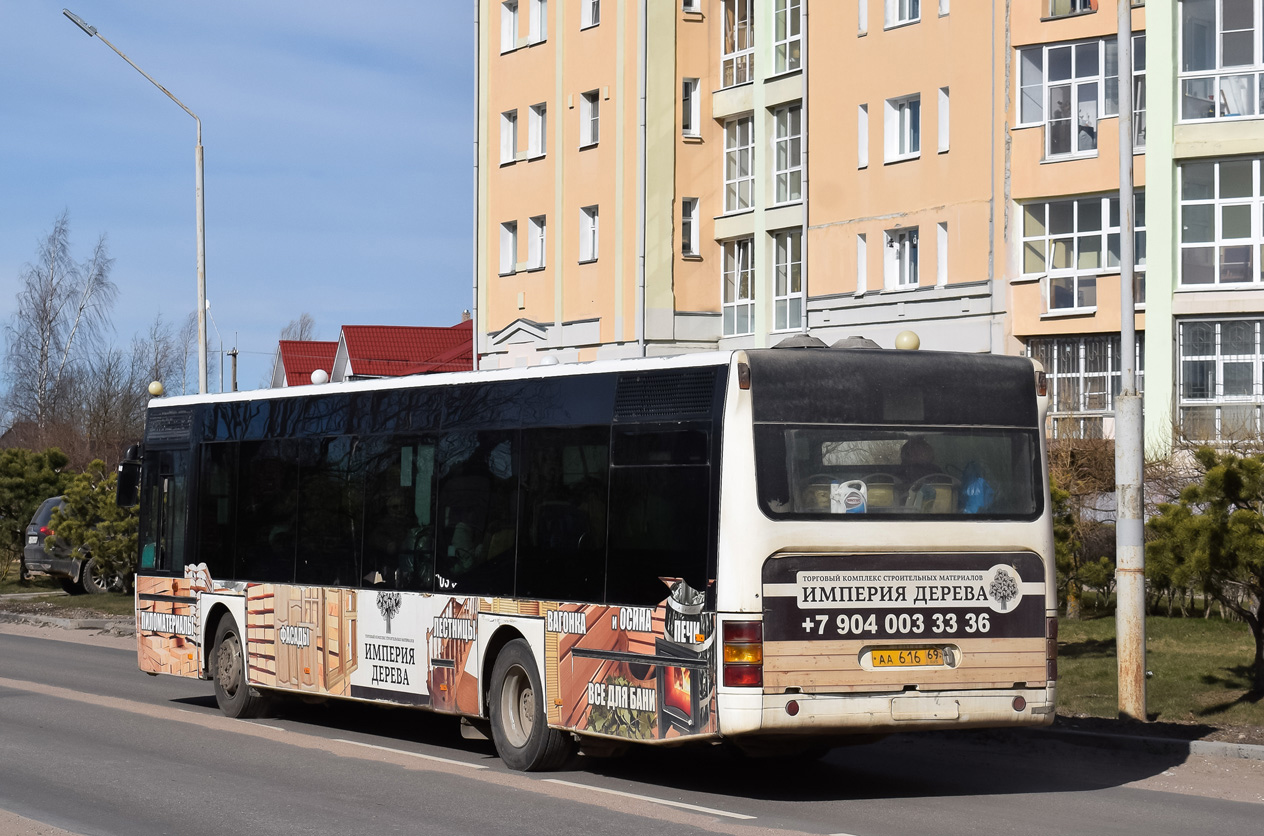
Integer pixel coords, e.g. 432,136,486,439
138,568,720,741
762,553,1049,694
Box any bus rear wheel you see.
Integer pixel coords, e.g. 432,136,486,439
211,615,271,719
489,639,573,771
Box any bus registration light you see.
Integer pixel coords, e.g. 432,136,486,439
723,621,763,687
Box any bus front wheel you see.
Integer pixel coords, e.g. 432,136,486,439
488,639,573,771
211,615,271,719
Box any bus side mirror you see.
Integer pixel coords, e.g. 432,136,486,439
117,445,141,507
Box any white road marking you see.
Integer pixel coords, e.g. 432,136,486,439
333,738,488,769
544,779,755,820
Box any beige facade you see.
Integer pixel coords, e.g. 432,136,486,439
474,0,1153,435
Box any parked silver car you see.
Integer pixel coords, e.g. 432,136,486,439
22,496,115,595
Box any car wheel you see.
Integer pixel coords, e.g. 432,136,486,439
488,639,574,771
79,557,111,595
211,615,271,719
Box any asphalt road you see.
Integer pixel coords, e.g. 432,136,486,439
1,624,1261,836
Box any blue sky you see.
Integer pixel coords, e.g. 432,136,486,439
0,1,475,391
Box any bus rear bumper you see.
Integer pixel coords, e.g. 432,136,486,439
718,688,1056,738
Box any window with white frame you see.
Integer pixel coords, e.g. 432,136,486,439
774,0,802,75
1179,0,1264,121
1178,318,1263,439
682,78,700,137
1106,35,1148,146
683,0,700,11
1022,192,1147,311
858,104,869,168
938,87,950,152
722,0,754,87
529,103,547,157
1179,157,1264,286
773,229,803,331
580,91,600,147
528,215,546,269
884,94,921,162
774,104,803,204
529,0,547,42
1028,334,1146,439
722,237,755,336
939,0,950,14
579,206,599,262
1018,36,1147,156
681,198,700,256
859,1,868,35
724,115,754,212
884,227,919,288
501,1,519,53
937,222,948,285
500,221,518,275
582,0,600,28
856,233,868,295
1048,0,1095,18
500,110,518,164
885,0,921,28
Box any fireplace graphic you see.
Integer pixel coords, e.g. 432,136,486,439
655,638,709,734
653,579,714,735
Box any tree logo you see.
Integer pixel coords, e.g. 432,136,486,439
376,591,403,634
985,565,1021,613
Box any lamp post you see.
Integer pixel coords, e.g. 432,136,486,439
63,8,208,395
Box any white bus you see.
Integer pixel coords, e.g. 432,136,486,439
124,343,1056,770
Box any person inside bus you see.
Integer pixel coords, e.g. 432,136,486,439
365,494,428,588
898,436,938,487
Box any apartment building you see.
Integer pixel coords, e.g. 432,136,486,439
474,2,1264,452
475,0,806,367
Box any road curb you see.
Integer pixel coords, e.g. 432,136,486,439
1035,726,1264,761
0,610,134,636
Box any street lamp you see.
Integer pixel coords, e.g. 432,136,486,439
63,8,209,395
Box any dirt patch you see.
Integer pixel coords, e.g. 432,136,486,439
1055,711,1264,747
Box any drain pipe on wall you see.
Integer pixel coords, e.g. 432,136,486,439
800,0,810,335
635,0,647,357
470,0,482,368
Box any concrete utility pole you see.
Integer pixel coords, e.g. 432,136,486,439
1114,0,1146,722
63,9,209,395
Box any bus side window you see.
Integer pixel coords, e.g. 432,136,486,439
607,428,712,607
359,438,437,591
195,443,237,580
434,431,517,596
235,439,299,584
516,427,609,603
297,436,360,587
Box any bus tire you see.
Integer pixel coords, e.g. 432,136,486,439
488,639,573,771
211,615,271,719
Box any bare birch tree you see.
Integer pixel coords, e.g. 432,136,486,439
280,312,317,341
3,212,118,446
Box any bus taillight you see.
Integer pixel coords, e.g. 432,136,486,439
723,621,763,687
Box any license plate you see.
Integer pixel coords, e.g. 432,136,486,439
872,647,944,668
27,535,37,544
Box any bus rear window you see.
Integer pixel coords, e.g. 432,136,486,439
754,426,1042,520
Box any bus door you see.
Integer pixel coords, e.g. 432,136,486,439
137,448,202,680
139,448,190,572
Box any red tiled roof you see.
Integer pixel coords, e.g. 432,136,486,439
278,340,337,384
342,320,473,377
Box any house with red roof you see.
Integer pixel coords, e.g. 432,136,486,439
270,320,473,387
270,340,338,387
331,320,473,381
